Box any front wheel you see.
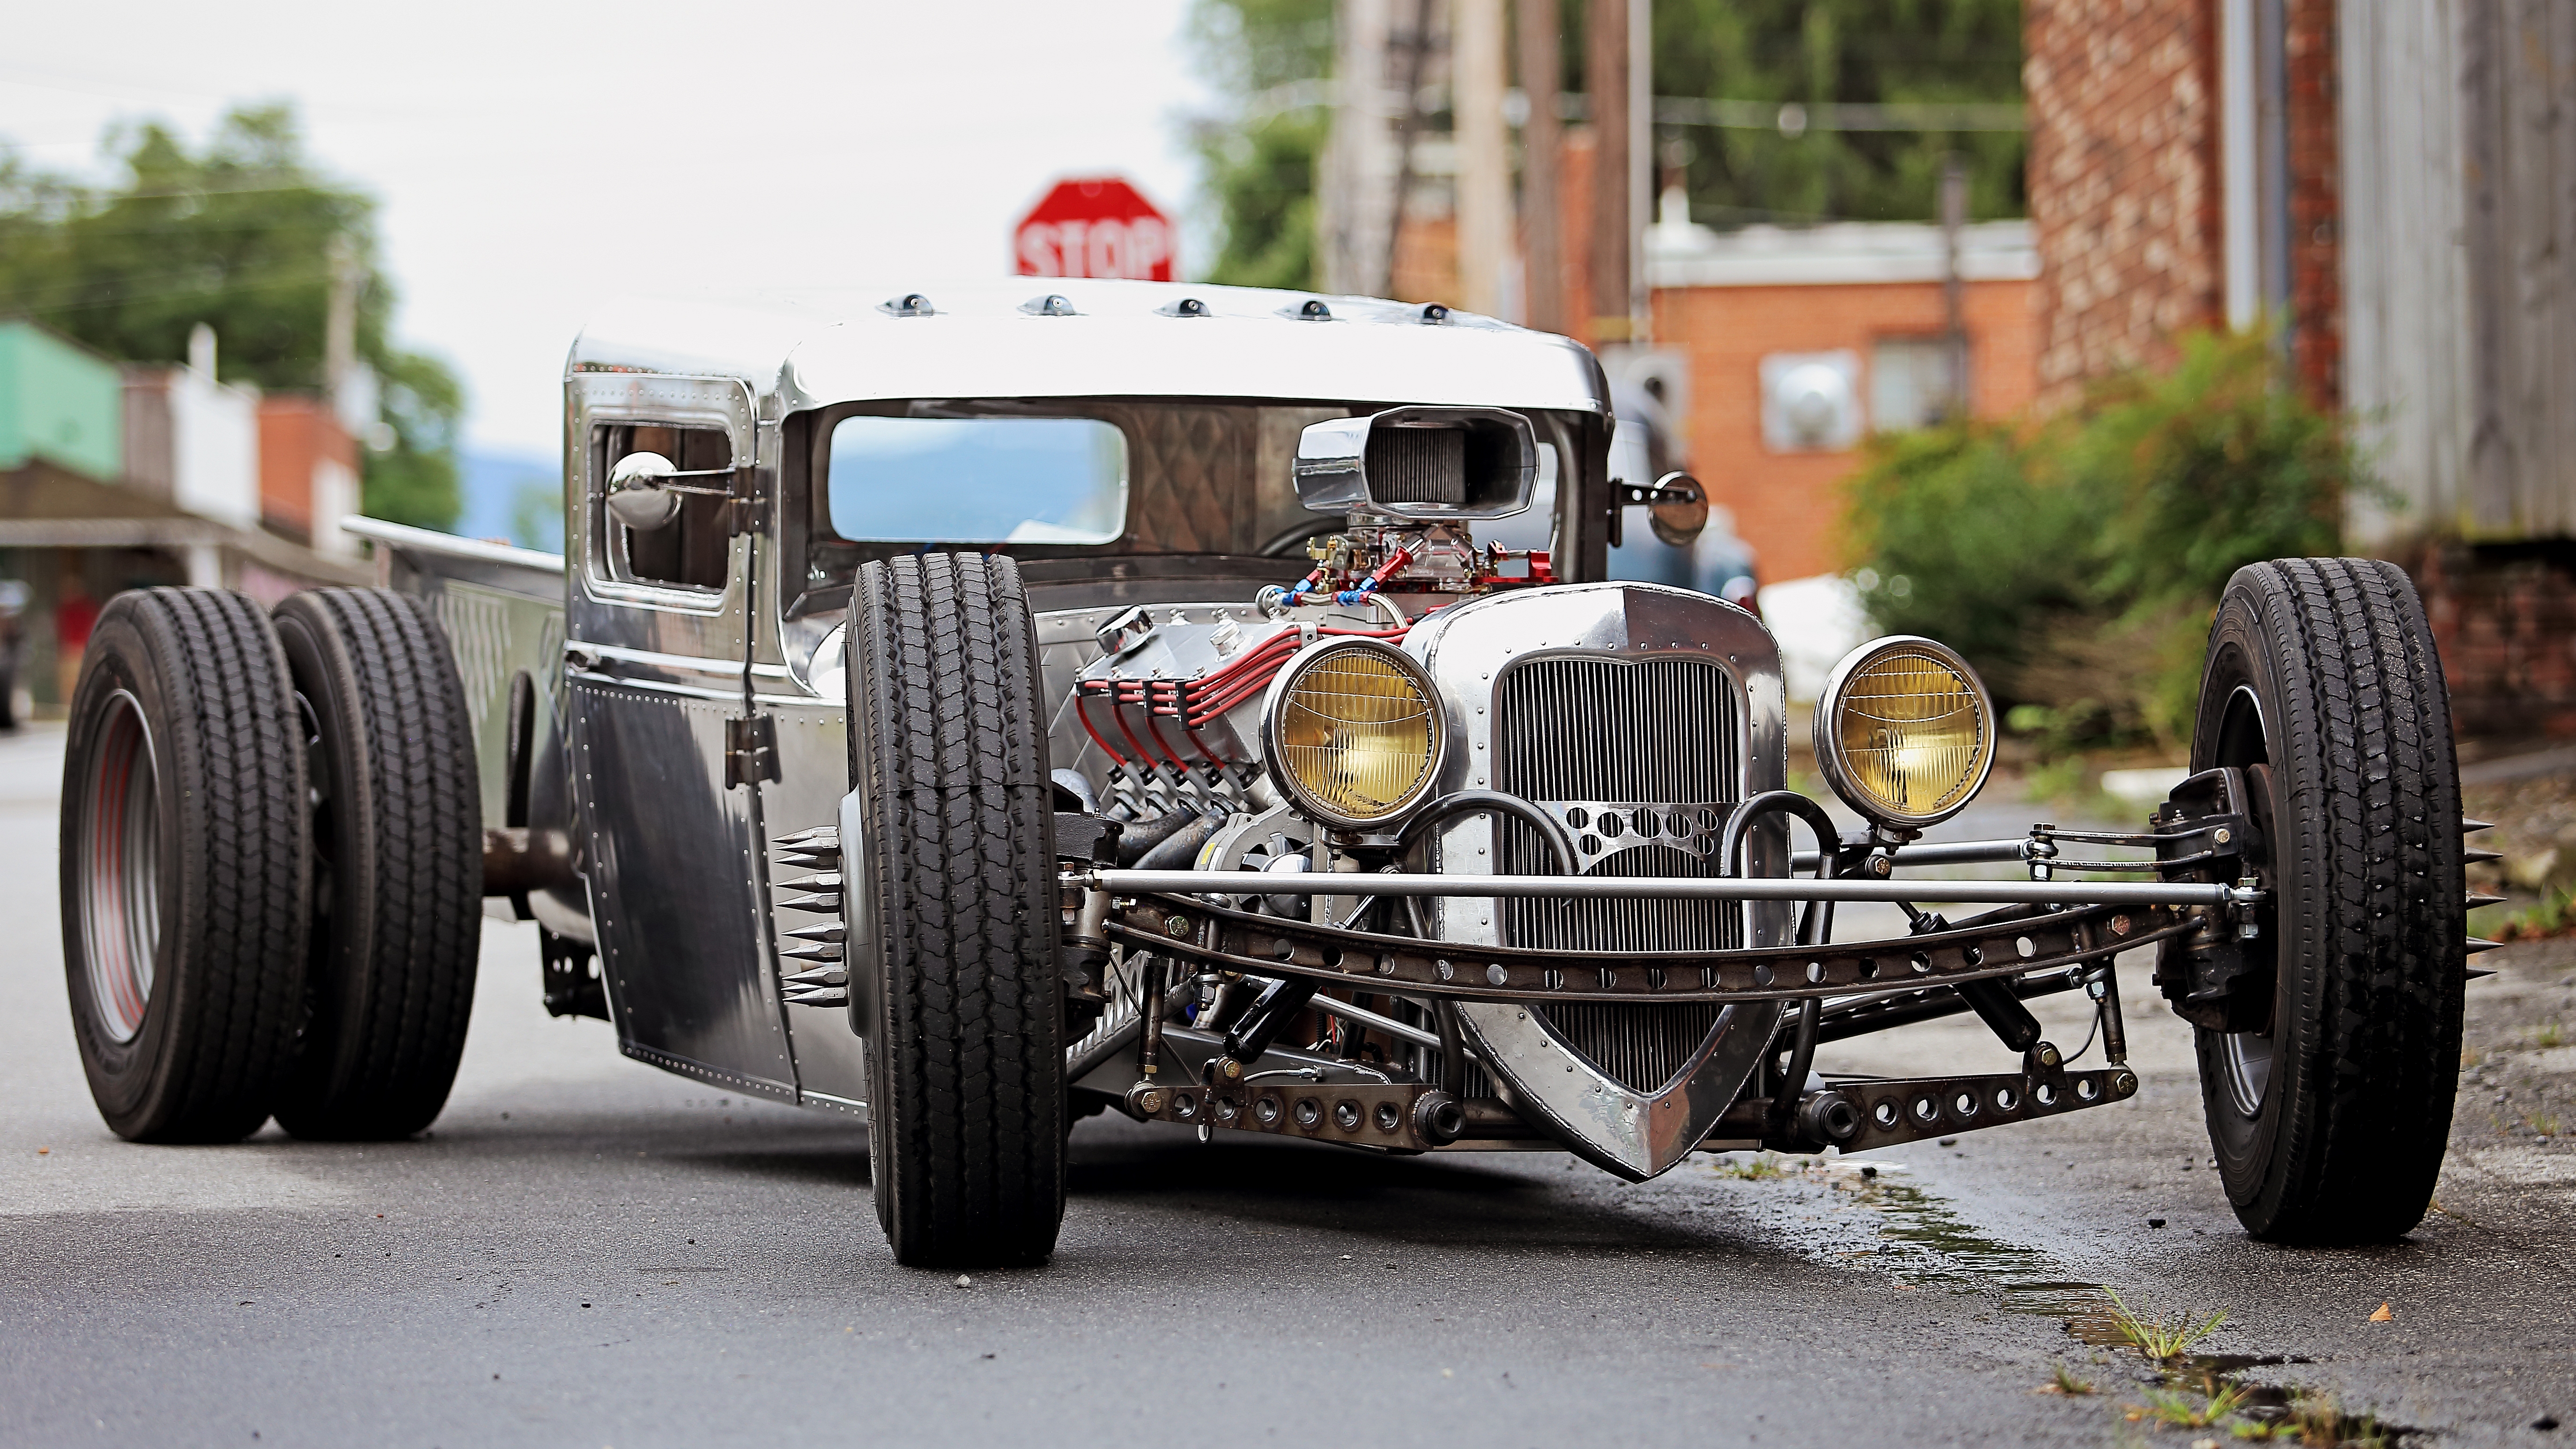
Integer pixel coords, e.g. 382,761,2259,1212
2187,558,2464,1244
846,553,1066,1268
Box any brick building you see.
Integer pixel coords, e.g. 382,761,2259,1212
1386,126,2043,589
1646,219,2041,584
2024,0,2576,738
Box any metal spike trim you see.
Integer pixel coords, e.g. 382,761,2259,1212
784,989,852,1007
2462,818,2495,834
782,872,844,891
778,852,843,871
2464,849,2503,865
782,966,850,988
781,942,846,963
784,923,846,944
2465,937,2504,955
778,892,844,913
774,827,841,847
2467,892,2509,909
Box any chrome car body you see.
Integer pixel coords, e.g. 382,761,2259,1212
368,277,2236,1183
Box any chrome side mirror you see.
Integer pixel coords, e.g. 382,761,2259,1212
1618,471,1709,547
607,451,684,531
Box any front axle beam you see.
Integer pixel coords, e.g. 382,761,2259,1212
1103,895,2193,1005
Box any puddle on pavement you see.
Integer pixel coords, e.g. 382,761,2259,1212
1718,1158,2416,1446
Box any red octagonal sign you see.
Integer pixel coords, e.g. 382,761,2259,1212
1014,176,1177,282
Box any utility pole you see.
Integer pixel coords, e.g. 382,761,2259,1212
1938,151,1969,420
1380,0,1437,298
324,233,358,407
1585,0,1630,342
1626,0,1651,342
1322,0,1396,296
1515,0,1563,332
1455,0,1509,316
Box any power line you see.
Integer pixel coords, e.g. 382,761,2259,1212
1215,81,2025,134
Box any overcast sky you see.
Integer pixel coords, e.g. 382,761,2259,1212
0,0,1210,459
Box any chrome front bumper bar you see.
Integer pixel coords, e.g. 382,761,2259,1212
1068,867,2260,911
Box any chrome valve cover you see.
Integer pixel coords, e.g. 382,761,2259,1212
1406,583,1792,1179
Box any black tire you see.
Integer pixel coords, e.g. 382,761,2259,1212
2189,558,2464,1244
269,589,484,1141
60,588,310,1142
847,553,1066,1268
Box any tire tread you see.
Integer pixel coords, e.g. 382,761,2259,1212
853,553,1064,1266
2201,557,2462,1243
62,588,309,1142
271,588,483,1140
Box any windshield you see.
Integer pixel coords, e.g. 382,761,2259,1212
827,415,1129,544
791,398,1599,612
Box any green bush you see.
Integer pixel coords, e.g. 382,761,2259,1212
1841,329,2355,752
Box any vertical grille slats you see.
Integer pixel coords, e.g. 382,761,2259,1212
1494,656,1737,803
1490,654,1747,1094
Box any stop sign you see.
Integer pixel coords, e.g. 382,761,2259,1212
1014,176,1177,282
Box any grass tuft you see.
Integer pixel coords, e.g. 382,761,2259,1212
2139,1382,2254,1428
2103,1287,2229,1360
2282,1393,2394,1448
1714,1152,1789,1181
2038,1360,2096,1396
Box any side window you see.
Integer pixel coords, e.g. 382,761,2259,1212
599,423,733,591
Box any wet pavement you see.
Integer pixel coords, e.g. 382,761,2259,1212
3,720,2571,1447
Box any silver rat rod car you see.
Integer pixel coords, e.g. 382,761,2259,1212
59,279,2484,1267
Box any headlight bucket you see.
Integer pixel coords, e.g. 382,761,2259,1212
1260,636,1446,832
1814,636,1996,831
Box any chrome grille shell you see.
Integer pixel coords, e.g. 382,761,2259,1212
1406,583,1790,1180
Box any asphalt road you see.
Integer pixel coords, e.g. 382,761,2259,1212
3,721,2571,1448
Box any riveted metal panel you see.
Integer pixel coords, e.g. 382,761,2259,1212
569,678,795,1099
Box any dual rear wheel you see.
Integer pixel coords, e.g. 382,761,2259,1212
62,587,482,1143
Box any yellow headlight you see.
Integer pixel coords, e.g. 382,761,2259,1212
1263,640,1443,829
1816,637,1994,828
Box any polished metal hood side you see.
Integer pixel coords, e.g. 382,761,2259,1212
1408,583,1791,1180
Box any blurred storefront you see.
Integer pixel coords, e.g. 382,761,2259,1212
1643,214,2038,585
0,320,367,717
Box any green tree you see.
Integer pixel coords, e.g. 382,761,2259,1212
1189,0,1336,288
1651,0,2028,224
1182,0,2026,268
0,103,463,529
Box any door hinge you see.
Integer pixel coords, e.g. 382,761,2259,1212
726,713,781,788
726,494,770,536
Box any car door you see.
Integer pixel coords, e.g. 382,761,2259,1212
561,372,799,1100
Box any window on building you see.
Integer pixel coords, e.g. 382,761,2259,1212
1869,337,1968,434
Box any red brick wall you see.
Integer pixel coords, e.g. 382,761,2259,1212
1652,277,2040,583
2410,541,2576,740
2284,0,2341,406
256,395,355,545
2025,0,2223,406
2025,0,2342,407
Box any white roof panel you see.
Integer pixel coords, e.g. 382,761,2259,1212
568,279,1608,415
